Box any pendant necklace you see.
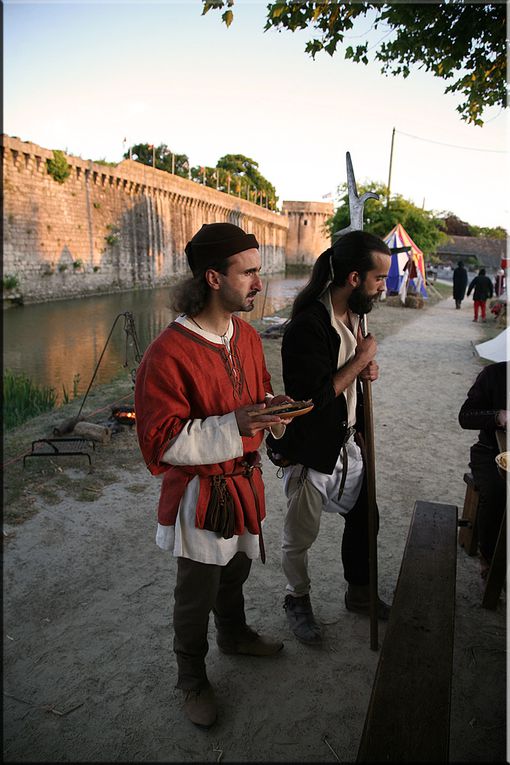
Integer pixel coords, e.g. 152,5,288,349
188,316,241,395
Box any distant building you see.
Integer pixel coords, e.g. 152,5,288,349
282,200,334,266
435,235,507,272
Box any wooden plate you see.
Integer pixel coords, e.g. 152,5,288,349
261,400,314,419
495,451,509,478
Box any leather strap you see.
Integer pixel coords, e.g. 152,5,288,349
243,464,266,564
337,428,356,501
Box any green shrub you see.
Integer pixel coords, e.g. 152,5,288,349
62,373,81,404
3,370,57,430
72,259,84,270
47,150,71,183
3,274,20,291
58,263,68,272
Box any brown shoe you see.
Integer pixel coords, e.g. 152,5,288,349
183,685,217,729
345,585,391,621
217,625,284,656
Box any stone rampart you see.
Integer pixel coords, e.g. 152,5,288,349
2,135,289,303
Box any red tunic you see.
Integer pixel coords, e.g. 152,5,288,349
134,316,273,535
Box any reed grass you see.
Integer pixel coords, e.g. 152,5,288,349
3,370,57,430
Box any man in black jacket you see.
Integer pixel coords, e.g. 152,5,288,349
467,268,494,322
459,361,507,578
267,231,392,645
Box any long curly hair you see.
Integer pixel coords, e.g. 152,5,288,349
170,258,230,317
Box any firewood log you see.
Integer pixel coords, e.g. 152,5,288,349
72,422,111,444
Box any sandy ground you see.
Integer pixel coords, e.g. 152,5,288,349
3,294,507,763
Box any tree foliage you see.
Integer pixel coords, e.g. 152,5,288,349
123,145,277,209
124,143,190,178
440,213,507,239
217,154,277,208
202,1,507,126
328,181,448,256
468,223,507,239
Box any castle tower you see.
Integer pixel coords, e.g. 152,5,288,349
282,200,334,266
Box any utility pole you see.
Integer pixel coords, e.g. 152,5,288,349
386,127,395,209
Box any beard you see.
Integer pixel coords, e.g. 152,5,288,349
348,285,378,315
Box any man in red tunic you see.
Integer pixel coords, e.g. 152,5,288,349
135,223,291,729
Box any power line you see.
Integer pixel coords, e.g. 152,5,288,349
395,129,508,154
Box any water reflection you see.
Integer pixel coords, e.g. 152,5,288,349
3,274,307,403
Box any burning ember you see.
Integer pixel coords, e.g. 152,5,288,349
111,405,136,425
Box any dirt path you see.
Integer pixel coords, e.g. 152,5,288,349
3,296,506,763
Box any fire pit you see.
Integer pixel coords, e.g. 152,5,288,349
111,405,136,426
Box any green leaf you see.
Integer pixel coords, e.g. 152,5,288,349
271,3,287,21
222,9,234,27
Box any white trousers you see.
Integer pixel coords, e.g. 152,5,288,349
281,436,364,596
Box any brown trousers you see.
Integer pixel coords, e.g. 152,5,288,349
173,552,252,690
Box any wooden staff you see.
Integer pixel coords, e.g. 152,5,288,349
335,151,380,650
360,314,379,651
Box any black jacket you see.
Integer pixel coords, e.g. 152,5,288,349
467,274,493,302
458,361,507,452
266,301,365,474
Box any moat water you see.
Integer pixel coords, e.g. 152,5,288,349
4,275,307,404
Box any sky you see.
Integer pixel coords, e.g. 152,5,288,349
4,0,509,230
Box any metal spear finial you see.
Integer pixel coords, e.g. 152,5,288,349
333,152,379,239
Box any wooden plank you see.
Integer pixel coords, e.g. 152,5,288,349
482,508,506,610
357,501,458,763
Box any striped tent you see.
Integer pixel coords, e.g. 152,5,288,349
384,223,427,301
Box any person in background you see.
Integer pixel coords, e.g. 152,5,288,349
135,222,292,729
266,231,392,646
458,361,507,579
494,269,505,298
467,267,494,322
452,260,468,309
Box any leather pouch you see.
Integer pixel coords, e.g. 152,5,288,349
203,475,235,538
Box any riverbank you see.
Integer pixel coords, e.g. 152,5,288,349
3,290,506,763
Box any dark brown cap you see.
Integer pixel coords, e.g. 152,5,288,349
185,223,259,276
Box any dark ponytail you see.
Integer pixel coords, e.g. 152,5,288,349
291,230,390,319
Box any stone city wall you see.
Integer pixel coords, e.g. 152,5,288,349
2,135,290,303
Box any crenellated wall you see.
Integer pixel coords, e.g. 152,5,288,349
2,135,291,303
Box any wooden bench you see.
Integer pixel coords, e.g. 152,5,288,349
458,472,479,556
357,500,458,763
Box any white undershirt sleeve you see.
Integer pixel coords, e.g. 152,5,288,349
161,412,244,466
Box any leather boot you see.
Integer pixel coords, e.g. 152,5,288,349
217,624,283,656
345,584,391,621
182,684,217,729
283,594,322,645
